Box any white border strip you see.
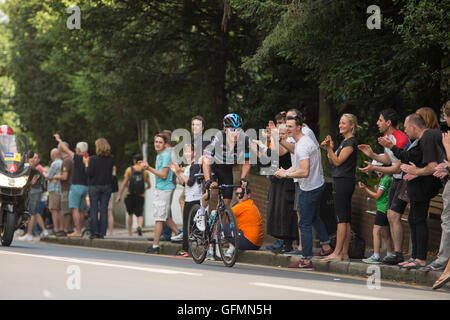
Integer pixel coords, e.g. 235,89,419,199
250,282,389,300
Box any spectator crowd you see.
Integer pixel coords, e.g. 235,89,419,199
13,100,450,290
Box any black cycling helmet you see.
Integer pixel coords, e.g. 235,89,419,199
223,113,243,129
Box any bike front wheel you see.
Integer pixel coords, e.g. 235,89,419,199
217,207,239,267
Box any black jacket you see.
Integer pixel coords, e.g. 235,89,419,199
392,140,442,201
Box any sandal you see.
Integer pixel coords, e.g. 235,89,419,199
401,260,425,270
432,273,450,290
398,258,414,267
320,256,343,262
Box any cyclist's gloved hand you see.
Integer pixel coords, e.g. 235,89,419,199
205,179,214,189
240,178,248,187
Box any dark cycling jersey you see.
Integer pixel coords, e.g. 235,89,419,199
204,131,251,165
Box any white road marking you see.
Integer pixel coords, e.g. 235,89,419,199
249,282,390,300
0,250,202,277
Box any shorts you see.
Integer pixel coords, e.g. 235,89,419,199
37,200,46,215
152,189,172,222
48,192,61,210
179,188,185,202
28,192,41,216
69,184,88,211
333,177,355,224
374,211,389,227
125,194,145,217
61,191,71,215
294,183,300,211
211,163,233,199
387,178,407,214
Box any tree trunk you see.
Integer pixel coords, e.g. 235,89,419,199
211,31,228,128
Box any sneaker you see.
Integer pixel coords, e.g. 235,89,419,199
206,244,222,260
175,250,189,258
171,231,183,242
313,247,334,257
272,244,293,254
55,231,67,237
382,252,404,265
283,249,303,256
224,246,235,258
362,255,382,264
206,245,215,260
137,227,143,236
288,259,313,270
264,239,283,251
421,260,447,272
18,234,33,241
41,229,49,237
145,246,160,254
195,212,206,232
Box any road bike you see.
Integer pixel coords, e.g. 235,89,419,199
187,174,240,267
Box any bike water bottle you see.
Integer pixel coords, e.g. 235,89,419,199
208,210,217,226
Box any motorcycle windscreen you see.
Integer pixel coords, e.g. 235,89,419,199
0,135,27,174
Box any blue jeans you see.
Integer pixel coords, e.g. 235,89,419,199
298,184,330,259
89,185,112,236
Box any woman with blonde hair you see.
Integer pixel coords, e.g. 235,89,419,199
320,113,360,261
416,107,440,130
84,138,114,239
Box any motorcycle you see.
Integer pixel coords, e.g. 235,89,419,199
0,134,37,246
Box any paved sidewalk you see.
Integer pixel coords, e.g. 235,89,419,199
39,228,450,291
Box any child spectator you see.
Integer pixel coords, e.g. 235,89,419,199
170,144,203,257
358,160,394,264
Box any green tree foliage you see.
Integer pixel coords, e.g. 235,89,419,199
1,0,448,176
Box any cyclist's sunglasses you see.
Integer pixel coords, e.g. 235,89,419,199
227,128,241,132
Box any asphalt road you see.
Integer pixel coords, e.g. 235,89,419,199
1,240,449,300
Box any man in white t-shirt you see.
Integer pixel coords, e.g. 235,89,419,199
276,108,319,254
275,115,332,269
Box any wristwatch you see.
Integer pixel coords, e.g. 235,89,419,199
285,172,289,178
445,164,450,174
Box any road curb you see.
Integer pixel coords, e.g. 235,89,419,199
40,236,450,290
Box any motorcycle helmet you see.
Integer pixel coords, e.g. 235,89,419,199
223,113,243,129
0,125,13,135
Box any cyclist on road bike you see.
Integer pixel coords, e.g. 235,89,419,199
199,113,251,228
203,113,251,199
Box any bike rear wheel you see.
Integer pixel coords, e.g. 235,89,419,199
217,207,239,267
187,204,207,264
